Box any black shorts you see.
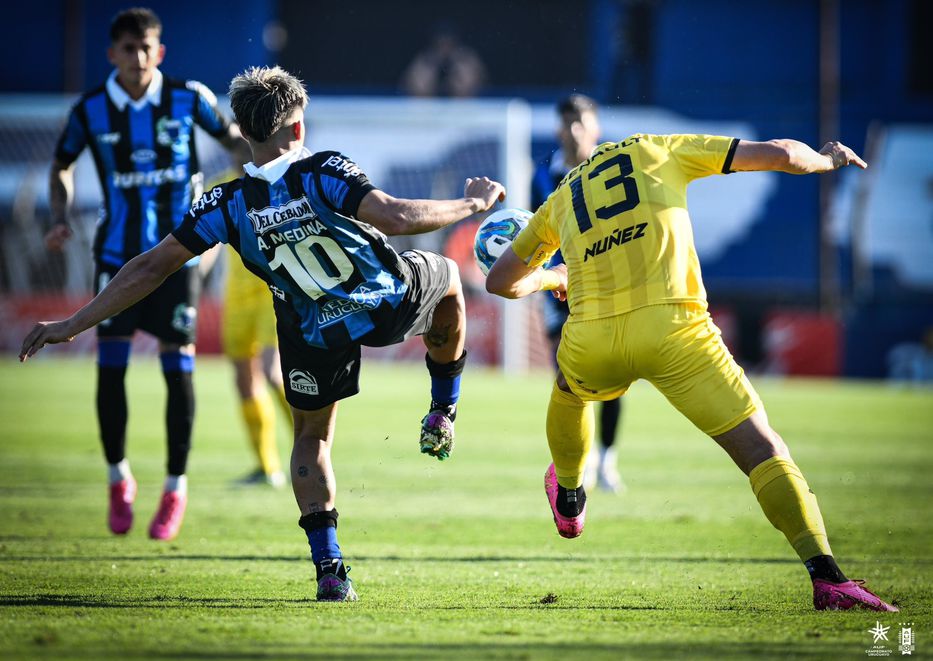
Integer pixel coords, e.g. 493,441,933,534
278,250,452,410
95,262,201,345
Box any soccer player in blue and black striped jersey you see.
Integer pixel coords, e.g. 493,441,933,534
45,8,251,541
22,65,506,602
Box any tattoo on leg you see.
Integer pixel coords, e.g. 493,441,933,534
317,475,328,486
308,502,324,513
426,323,451,349
297,465,309,478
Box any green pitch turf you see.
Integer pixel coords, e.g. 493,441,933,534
0,356,931,659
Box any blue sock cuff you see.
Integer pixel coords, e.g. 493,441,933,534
431,374,461,406
160,351,194,373
307,527,342,564
426,352,466,406
98,340,131,368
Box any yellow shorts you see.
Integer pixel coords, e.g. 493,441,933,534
557,302,761,436
222,250,277,359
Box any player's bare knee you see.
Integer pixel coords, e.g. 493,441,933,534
443,257,464,300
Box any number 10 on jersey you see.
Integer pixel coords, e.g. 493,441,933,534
266,235,354,299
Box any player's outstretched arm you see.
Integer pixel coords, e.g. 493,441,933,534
486,249,567,300
356,177,505,236
19,236,195,362
731,139,867,174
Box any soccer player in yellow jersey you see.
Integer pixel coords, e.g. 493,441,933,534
486,133,898,612
223,243,289,487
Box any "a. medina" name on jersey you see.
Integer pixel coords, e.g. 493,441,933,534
247,197,319,234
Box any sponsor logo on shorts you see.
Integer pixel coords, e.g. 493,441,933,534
317,285,381,327
247,197,317,234
289,369,318,396
171,304,197,334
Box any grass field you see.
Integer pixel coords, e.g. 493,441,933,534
0,356,931,659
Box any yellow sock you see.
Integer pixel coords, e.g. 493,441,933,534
240,392,282,475
546,383,595,489
749,456,832,561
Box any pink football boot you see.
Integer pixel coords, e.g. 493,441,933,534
108,478,136,535
544,463,586,539
148,491,187,541
813,579,898,612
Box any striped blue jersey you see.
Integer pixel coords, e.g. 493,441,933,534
173,150,411,349
54,70,230,267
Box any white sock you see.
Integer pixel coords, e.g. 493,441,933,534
599,446,617,470
108,459,132,485
164,474,187,496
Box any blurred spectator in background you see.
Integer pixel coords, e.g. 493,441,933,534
401,24,486,98
532,94,624,493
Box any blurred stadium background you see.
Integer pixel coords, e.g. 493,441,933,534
1,0,931,380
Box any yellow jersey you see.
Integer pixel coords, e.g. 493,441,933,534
511,133,738,321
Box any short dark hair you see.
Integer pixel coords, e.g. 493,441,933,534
557,94,598,120
229,66,309,143
110,7,162,43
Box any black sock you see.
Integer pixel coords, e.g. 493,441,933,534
315,557,348,581
805,555,848,583
556,484,586,518
599,398,622,448
97,366,128,464
164,370,195,476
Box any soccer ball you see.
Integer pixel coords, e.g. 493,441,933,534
473,208,532,276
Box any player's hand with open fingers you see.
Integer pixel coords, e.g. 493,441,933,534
819,141,868,170
19,320,76,362
464,176,506,213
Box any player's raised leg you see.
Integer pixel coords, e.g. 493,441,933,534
714,411,898,612
420,256,467,460
291,403,357,602
98,337,136,535
544,373,593,538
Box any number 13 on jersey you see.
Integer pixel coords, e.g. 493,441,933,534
570,152,641,233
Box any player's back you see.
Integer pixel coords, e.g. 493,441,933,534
542,133,737,320
179,150,409,348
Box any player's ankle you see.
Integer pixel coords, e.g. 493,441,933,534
805,554,848,583
556,484,586,517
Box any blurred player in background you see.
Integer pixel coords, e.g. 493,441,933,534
45,8,250,540
208,169,289,488
532,94,624,493
486,132,898,612
22,66,505,602
222,243,289,488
